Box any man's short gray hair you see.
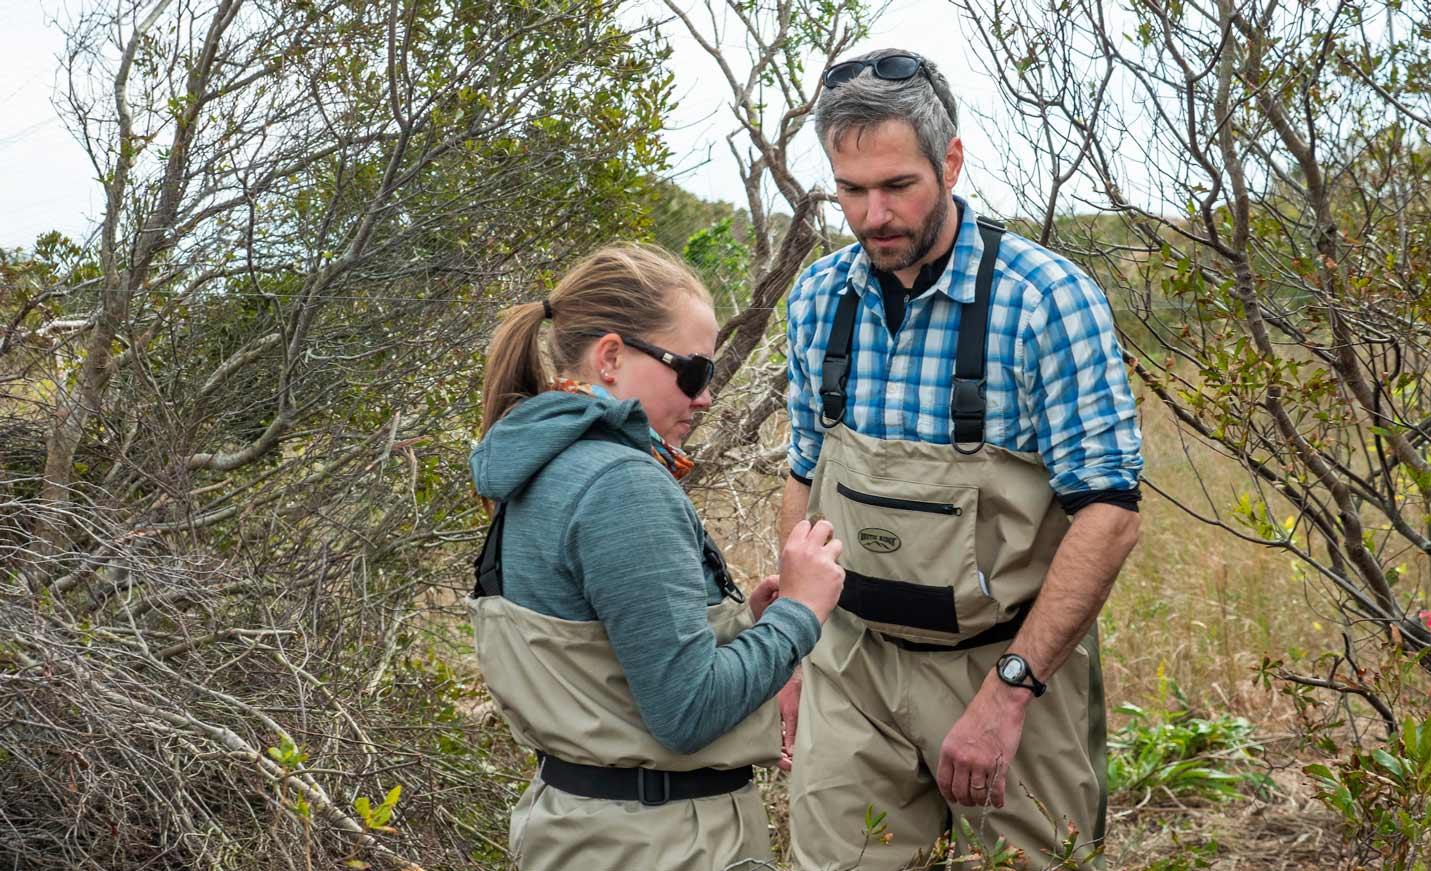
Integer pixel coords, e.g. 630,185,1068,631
814,49,959,178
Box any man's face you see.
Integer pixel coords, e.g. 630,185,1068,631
827,119,962,273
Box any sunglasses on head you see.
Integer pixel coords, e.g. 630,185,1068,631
580,331,716,399
822,53,929,89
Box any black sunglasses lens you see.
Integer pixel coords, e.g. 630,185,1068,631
824,61,863,87
874,55,921,80
677,358,715,398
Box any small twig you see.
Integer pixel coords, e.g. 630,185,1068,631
157,628,295,660
1274,668,1397,741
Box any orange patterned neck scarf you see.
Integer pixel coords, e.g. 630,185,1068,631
550,379,695,480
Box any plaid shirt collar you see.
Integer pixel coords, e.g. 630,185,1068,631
844,193,984,305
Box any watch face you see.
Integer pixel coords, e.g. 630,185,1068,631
999,656,1026,683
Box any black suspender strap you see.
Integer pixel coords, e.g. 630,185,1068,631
819,287,861,427
469,429,620,600
471,501,508,598
951,217,1006,448
818,216,1006,440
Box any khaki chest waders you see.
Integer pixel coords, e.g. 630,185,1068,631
468,502,778,871
788,218,1109,871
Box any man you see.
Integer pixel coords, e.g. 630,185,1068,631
780,49,1143,870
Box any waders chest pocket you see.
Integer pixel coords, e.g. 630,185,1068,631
828,472,996,642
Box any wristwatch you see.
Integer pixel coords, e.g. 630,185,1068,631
996,653,1047,697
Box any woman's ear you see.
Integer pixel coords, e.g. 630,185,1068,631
593,333,623,380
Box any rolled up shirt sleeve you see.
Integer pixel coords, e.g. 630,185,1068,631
1020,273,1143,497
786,269,825,482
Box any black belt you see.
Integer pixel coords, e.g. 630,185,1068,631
535,752,753,807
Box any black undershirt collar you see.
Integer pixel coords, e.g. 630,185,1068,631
872,236,956,336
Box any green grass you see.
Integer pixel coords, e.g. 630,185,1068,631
1107,677,1272,805
1101,392,1341,726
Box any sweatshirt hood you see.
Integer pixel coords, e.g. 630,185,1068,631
469,390,651,501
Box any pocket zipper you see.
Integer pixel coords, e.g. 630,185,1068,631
836,482,963,516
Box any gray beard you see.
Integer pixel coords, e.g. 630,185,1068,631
864,193,950,273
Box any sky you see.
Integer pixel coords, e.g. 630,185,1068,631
0,1,98,249
0,0,1024,251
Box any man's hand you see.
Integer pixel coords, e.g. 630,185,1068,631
749,574,780,621
747,573,806,772
936,672,1031,807
776,666,802,771
749,574,805,772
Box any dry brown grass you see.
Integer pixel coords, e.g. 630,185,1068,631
1102,392,1340,725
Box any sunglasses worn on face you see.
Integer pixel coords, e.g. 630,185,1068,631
580,331,716,399
822,53,928,89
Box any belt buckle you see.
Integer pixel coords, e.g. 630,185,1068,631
637,768,671,806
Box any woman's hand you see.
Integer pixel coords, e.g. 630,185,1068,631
748,574,781,621
779,519,845,623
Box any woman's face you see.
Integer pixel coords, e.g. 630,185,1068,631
590,293,717,447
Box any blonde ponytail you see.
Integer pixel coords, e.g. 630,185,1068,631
479,243,710,437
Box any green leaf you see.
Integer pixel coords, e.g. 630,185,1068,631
1304,763,1337,781
1371,749,1406,781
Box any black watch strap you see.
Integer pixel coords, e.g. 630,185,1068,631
996,653,1047,697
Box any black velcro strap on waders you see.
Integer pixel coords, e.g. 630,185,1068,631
471,501,507,598
838,569,959,635
951,217,1005,448
836,569,1033,651
884,601,1033,652
536,752,754,807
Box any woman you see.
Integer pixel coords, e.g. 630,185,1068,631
467,243,845,870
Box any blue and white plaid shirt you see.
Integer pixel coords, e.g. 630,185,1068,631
786,194,1143,497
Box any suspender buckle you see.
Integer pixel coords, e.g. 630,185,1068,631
820,389,848,427
637,768,672,806
950,377,985,421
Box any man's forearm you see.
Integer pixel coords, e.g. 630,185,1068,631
1005,503,1140,682
779,475,811,544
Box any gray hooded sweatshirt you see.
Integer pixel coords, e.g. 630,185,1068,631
468,390,819,755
